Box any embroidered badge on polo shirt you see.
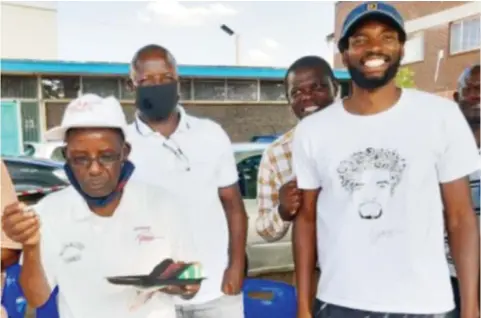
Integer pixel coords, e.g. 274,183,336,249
59,242,85,263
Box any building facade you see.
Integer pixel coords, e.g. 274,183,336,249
1,1,58,60
333,1,480,97
0,59,350,146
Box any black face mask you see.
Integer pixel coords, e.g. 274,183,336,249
136,82,179,121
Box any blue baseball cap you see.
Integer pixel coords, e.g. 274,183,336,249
338,2,406,52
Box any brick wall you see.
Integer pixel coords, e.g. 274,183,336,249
45,102,296,143
184,103,296,142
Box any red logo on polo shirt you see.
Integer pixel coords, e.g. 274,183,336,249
134,226,161,244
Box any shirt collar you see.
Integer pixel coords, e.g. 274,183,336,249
71,182,131,222
134,105,191,137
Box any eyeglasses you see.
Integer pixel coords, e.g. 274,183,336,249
67,153,122,168
163,139,190,172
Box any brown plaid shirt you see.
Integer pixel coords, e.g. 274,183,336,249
256,129,296,242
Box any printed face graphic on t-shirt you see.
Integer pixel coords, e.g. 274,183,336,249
337,148,407,219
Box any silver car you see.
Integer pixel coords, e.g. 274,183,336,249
233,142,294,275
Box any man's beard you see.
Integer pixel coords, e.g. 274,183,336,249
347,56,401,91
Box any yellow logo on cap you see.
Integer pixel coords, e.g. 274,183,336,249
367,3,378,10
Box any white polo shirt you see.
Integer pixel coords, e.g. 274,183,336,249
126,106,239,305
32,181,192,318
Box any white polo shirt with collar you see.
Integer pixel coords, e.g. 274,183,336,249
31,181,191,318
126,106,239,305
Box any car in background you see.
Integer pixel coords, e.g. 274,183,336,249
233,142,294,275
250,134,281,143
23,141,65,162
3,156,69,204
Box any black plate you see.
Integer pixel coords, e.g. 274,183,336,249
106,275,205,288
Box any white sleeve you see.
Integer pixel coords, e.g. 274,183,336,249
292,122,322,189
436,101,480,183
213,124,239,188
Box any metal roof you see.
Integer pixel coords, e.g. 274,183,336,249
0,58,351,80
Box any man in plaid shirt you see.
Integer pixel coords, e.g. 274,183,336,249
256,56,339,242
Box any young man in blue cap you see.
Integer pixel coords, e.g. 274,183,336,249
292,2,480,318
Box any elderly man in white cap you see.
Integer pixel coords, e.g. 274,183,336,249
1,94,200,318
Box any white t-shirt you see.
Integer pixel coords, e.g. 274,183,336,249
126,107,239,305
292,89,480,314
31,181,192,318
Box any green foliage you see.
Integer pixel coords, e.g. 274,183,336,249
395,67,416,88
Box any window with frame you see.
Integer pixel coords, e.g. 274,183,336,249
259,80,286,101
45,103,68,129
226,80,258,101
120,78,135,100
193,79,226,101
20,102,40,142
82,77,120,98
402,32,424,65
1,75,37,98
180,79,192,101
42,76,81,99
450,16,481,54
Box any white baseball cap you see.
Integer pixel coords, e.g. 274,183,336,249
45,94,128,141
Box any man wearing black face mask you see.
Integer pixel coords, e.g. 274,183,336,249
292,2,480,318
126,44,247,318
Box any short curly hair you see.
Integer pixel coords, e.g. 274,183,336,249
337,147,407,194
130,44,177,72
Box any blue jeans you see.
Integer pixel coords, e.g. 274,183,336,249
312,299,456,318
